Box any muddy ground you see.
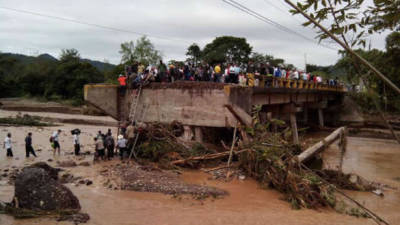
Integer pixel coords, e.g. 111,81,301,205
0,110,400,225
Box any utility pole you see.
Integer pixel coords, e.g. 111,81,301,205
304,53,307,72
283,0,400,95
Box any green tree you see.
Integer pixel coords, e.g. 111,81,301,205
202,36,252,65
186,43,202,66
0,55,22,97
385,32,400,62
47,49,104,101
250,53,286,67
134,36,163,66
60,49,80,62
293,0,400,48
119,41,135,64
366,0,400,33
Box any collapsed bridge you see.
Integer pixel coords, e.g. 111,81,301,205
84,81,346,144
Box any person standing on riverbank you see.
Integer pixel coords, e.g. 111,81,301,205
95,137,105,161
117,135,128,160
3,133,13,157
25,132,37,158
105,132,115,160
51,130,61,156
73,131,80,156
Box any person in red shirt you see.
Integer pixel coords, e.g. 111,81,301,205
118,74,127,86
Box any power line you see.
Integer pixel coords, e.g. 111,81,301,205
0,6,188,43
222,0,338,51
264,0,291,15
263,0,304,24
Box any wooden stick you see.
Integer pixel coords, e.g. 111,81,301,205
171,149,252,165
203,165,233,172
338,129,347,171
226,124,239,179
227,124,238,168
297,127,346,163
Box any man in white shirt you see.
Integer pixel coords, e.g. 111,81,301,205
302,72,308,81
52,130,62,156
3,133,13,157
73,131,80,156
117,135,128,160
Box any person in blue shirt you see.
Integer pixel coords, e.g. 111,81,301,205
274,67,282,78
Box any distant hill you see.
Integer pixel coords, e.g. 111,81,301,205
81,59,115,72
0,52,115,72
37,53,58,62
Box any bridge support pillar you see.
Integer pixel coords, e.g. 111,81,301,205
182,126,194,141
194,127,203,143
318,108,324,128
303,107,308,123
290,113,299,145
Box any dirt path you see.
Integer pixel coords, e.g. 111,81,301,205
0,122,399,225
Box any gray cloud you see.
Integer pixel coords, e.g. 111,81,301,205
0,0,387,68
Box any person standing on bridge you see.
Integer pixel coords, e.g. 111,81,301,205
247,61,255,87
273,66,281,87
214,63,222,83
158,60,168,82
25,132,37,158
118,74,127,86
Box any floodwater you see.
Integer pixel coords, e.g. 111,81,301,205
1,111,400,225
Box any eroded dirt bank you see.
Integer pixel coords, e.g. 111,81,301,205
0,117,399,225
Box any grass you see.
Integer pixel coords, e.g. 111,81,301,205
0,114,54,127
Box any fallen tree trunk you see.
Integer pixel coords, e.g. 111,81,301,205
171,149,252,165
297,127,346,163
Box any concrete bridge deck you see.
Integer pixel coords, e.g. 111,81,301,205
84,81,346,129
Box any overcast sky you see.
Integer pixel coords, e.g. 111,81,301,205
0,0,387,69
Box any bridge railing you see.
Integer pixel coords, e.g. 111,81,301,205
250,76,346,92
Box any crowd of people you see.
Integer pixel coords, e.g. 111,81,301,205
2,125,140,162
117,60,340,88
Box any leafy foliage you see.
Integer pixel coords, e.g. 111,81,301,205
186,43,202,65
120,36,162,66
119,41,135,64
250,52,294,68
202,36,252,65
293,0,400,48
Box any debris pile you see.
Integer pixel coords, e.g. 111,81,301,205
238,124,378,210
101,163,227,199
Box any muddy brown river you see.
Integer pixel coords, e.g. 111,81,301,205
0,111,399,225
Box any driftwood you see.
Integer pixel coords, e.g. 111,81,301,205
224,104,252,127
297,127,346,163
171,149,252,165
227,124,238,168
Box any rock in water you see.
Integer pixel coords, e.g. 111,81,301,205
13,167,81,212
